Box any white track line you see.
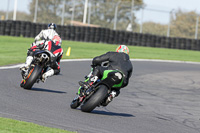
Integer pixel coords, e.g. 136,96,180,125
0,59,200,70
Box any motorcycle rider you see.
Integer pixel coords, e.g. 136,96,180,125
20,23,63,82
79,45,133,106
32,23,59,46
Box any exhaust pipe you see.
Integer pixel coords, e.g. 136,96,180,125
40,53,49,62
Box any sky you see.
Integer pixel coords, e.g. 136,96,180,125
0,0,200,24
135,0,200,24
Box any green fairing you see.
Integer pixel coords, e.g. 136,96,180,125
78,69,124,94
102,70,124,88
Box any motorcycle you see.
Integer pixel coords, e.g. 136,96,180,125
70,65,124,113
20,48,56,90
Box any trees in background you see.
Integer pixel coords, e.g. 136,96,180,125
28,0,62,23
171,10,198,38
27,0,144,29
140,10,200,39
0,11,29,21
0,0,199,39
85,0,144,29
139,22,168,36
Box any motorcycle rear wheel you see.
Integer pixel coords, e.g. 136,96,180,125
81,85,108,112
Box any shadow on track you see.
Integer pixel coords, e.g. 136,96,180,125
91,110,135,117
31,88,66,94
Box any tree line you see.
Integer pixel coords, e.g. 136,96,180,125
0,0,199,39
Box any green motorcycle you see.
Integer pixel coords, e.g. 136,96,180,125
70,68,124,113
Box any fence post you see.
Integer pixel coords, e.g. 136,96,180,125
195,15,199,39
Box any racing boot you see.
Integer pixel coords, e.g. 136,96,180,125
101,90,120,106
20,56,33,70
42,69,54,82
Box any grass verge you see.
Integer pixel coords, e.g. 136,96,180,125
0,117,75,133
0,35,200,66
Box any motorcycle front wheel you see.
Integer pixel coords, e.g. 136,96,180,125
20,65,42,90
70,96,81,109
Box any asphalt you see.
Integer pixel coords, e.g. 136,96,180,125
0,60,200,133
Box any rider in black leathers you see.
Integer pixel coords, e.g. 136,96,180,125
79,45,133,104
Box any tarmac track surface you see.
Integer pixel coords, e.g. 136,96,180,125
0,60,200,133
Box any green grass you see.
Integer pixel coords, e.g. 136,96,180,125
0,35,200,66
0,117,75,133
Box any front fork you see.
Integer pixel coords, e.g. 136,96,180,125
77,74,90,95
78,86,82,95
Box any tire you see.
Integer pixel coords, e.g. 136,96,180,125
70,97,80,109
81,85,108,112
22,65,42,90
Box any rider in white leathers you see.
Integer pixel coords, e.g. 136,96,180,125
32,23,59,46
21,23,62,82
